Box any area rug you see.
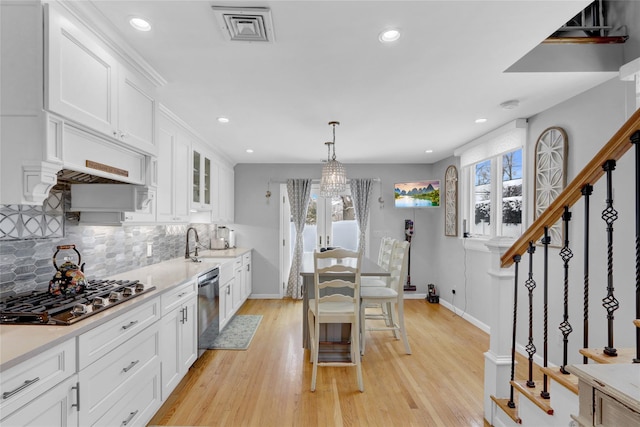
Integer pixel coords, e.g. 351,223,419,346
208,315,263,350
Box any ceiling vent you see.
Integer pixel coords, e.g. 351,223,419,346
211,6,274,43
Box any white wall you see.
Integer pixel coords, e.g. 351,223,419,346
233,163,441,297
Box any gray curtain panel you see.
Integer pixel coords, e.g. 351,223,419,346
286,178,312,299
350,178,374,254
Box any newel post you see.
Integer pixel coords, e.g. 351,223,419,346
484,237,517,425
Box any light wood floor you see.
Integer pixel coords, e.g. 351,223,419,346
149,299,497,427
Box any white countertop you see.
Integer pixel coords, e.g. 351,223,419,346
0,248,251,371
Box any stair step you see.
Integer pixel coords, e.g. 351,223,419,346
511,380,554,415
540,366,579,395
491,395,521,424
634,319,640,328
579,347,637,364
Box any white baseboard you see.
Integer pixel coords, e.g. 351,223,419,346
404,293,427,299
248,294,282,299
439,298,490,334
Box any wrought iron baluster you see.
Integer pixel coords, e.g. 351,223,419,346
508,254,521,409
581,184,593,364
601,159,619,357
525,242,537,388
559,206,573,374
541,227,550,399
631,131,640,364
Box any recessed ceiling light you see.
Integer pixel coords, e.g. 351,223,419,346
246,149,254,154
217,117,230,123
129,17,151,32
475,118,488,124
425,149,433,154
379,29,401,43
500,100,520,110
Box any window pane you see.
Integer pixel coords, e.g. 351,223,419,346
474,160,491,235
501,149,522,237
331,195,358,250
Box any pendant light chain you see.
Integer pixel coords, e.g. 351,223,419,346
320,120,347,198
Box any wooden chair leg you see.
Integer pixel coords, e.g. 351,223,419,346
307,309,315,363
360,302,366,355
311,319,320,391
352,318,364,392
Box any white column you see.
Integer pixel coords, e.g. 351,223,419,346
483,237,516,425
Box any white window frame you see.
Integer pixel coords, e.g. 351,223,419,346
454,119,528,241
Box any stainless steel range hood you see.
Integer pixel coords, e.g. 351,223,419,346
69,183,153,212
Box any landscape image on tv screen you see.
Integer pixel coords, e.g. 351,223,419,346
394,180,440,208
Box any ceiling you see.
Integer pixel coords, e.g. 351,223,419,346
78,0,616,165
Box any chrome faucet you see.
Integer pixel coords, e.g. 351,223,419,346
185,227,200,259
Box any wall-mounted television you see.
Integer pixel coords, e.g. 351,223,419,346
394,180,440,208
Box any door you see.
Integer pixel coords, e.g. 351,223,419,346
280,183,362,296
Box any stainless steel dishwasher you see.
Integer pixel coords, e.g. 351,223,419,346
197,266,219,357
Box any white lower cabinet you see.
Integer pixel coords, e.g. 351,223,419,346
78,321,161,426
160,280,197,400
0,374,80,427
243,252,252,300
0,339,78,427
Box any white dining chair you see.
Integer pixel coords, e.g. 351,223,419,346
308,248,364,392
361,236,395,288
360,240,411,355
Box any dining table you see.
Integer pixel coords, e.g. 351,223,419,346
299,252,390,361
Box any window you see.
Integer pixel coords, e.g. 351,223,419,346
455,119,527,239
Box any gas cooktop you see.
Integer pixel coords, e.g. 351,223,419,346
0,279,155,325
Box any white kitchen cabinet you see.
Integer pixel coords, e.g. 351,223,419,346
156,108,191,223
90,360,161,427
46,3,157,156
212,161,234,223
0,374,79,427
160,280,197,400
0,338,77,420
79,321,161,426
243,252,252,300
0,2,154,205
233,259,244,311
191,147,213,212
219,279,234,331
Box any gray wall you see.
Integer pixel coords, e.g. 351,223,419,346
232,163,445,297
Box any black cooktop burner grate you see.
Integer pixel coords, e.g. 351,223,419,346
0,279,155,325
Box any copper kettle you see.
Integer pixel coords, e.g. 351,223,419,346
48,245,87,296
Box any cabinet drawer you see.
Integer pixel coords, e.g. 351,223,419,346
78,296,160,370
0,374,79,427
161,280,196,315
91,359,161,427
243,252,251,266
0,339,76,417
80,322,160,425
234,256,243,269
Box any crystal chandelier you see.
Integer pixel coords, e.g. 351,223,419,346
320,121,347,198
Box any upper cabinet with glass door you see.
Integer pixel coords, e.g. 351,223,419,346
191,146,212,211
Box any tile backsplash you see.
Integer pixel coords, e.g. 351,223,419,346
0,221,212,297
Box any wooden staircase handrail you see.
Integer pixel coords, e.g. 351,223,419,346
501,108,640,268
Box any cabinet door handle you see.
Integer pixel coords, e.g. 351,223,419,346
327,235,330,246
121,410,139,426
227,286,231,295
121,320,138,330
2,377,40,399
319,236,322,246
180,307,185,324
71,383,80,411
122,360,140,373
247,264,250,272
184,306,188,323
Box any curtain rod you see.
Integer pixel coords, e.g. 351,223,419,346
268,178,381,184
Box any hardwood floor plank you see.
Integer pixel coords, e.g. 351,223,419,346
149,299,491,426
